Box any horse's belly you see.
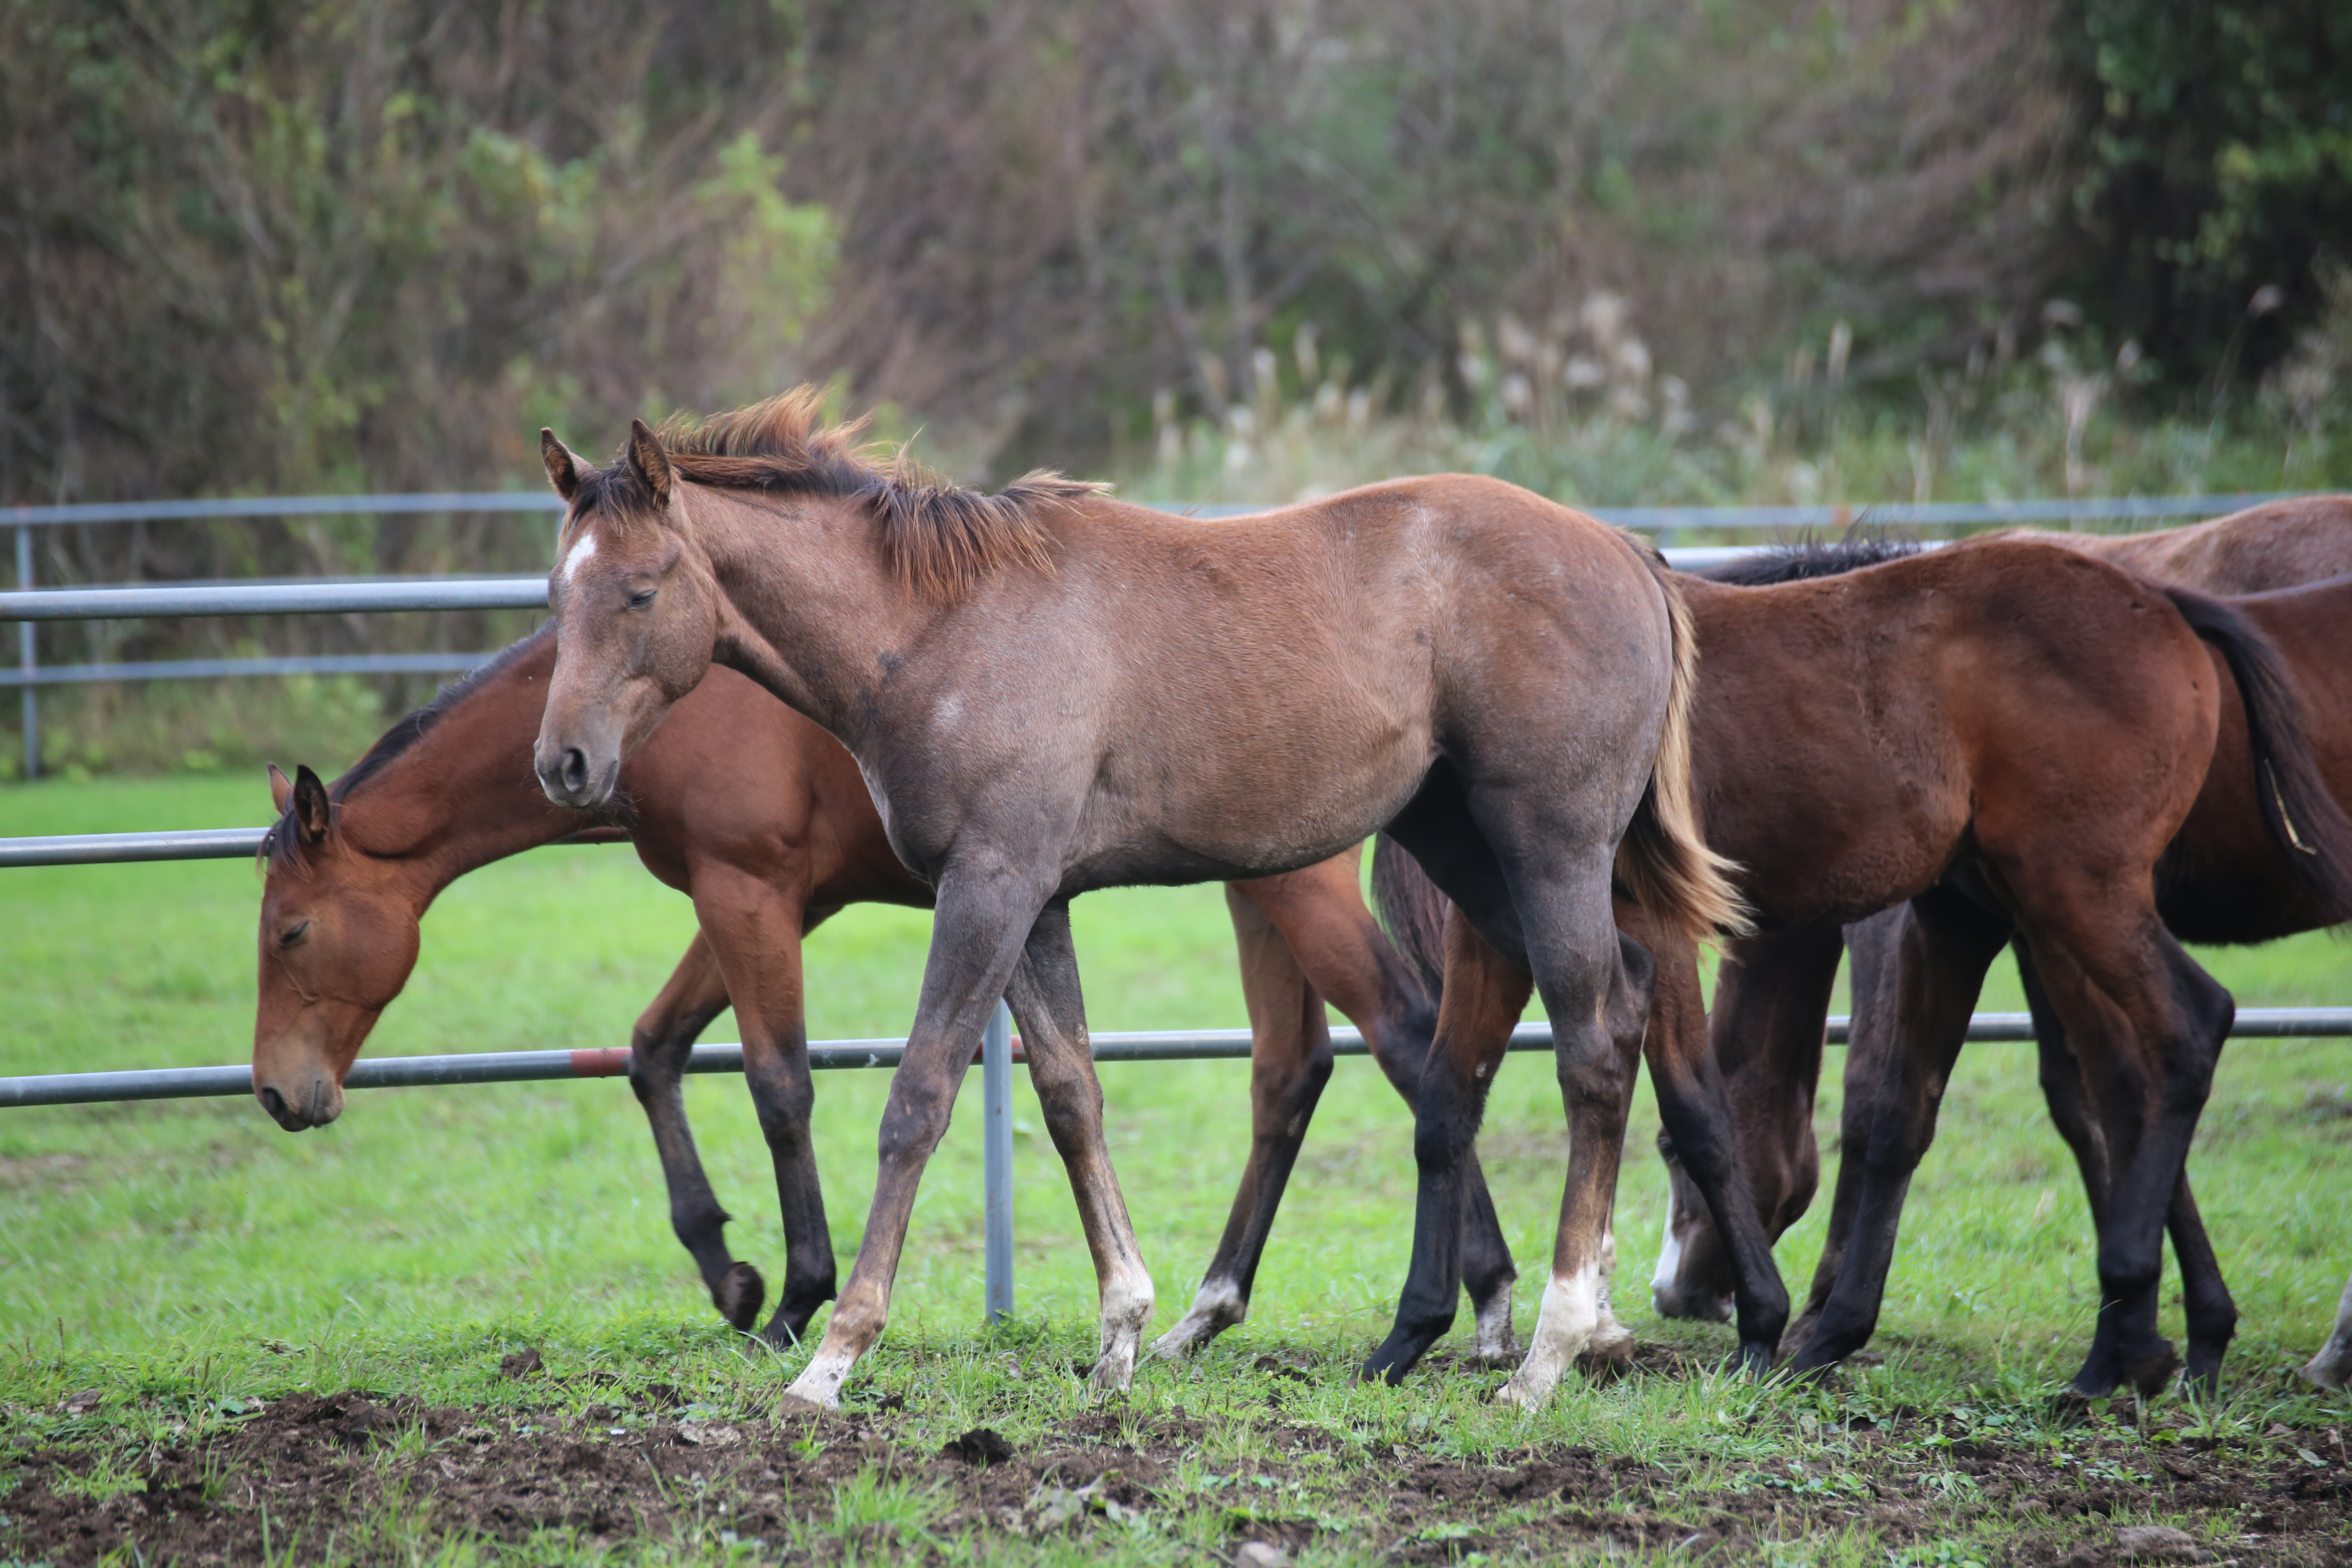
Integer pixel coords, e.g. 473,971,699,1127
1068,722,1432,888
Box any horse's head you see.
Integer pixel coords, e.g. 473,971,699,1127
535,423,722,811
252,764,422,1130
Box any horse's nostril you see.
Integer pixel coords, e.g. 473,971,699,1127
561,746,588,792
260,1086,290,1123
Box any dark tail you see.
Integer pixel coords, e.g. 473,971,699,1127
1372,833,1450,995
2164,585,2352,922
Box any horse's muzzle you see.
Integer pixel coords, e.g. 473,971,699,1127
256,1074,343,1131
535,742,618,810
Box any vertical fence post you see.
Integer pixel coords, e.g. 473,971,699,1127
15,526,34,780
982,997,1015,1324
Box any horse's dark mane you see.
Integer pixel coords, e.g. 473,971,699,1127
262,623,555,873
1698,534,1922,586
572,387,1106,600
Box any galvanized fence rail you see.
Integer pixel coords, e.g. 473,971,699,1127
7,1011,2348,1112
2,488,2316,780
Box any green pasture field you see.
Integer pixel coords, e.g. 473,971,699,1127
2,774,2348,1566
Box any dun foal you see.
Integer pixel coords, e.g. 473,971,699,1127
530,392,1737,1407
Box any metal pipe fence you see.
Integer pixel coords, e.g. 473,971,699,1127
2,489,2315,780
7,1011,2348,1111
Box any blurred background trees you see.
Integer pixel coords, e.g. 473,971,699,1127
6,0,2344,505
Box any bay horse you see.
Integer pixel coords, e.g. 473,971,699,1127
253,629,1442,1351
1647,500,2352,1391
1370,532,2352,1398
529,390,1739,1408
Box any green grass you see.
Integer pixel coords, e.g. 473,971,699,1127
2,773,2348,1563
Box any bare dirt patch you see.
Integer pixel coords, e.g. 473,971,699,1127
3,1388,2348,1565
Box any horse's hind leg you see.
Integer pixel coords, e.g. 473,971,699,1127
1005,900,1155,1395
626,932,763,1332
1151,881,1336,1359
2015,919,2231,1399
1638,916,1788,1376
1165,856,1521,1363
2016,944,2237,1394
1788,882,2011,1375
691,871,839,1349
1497,863,1656,1409
1361,903,1534,1385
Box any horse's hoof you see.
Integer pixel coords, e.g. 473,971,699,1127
1574,1334,1633,1383
2124,1341,2181,1400
718,1262,766,1334
775,1388,836,1416
1494,1372,1552,1410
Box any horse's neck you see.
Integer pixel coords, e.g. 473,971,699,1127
696,489,936,741
337,654,580,898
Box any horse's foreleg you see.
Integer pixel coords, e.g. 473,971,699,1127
1007,901,1156,1395
1251,855,1522,1363
692,869,837,1350
1654,922,1842,1327
783,862,1049,1408
1362,906,1532,1386
1152,882,1336,1360
625,933,759,1330
2302,1270,2352,1390
1783,899,2009,1356
1787,883,2008,1375
1189,855,1522,1361
1639,920,1789,1376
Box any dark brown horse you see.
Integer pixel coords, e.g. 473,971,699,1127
530,391,1737,1408
254,629,1442,1351
1649,500,2352,1391
1373,532,2352,1397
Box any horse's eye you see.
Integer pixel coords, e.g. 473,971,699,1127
626,587,656,609
279,921,310,948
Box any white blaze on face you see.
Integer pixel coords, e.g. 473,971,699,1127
561,531,599,584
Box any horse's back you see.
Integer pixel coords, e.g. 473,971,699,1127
2067,496,2352,594
1685,538,2219,919
1021,480,1673,883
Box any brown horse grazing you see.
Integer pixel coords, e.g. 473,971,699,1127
529,391,1738,1408
1650,500,2352,1391
254,627,1446,1352
1375,532,2352,1398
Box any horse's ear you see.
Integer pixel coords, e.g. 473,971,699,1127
627,418,673,506
541,430,584,502
292,764,332,845
269,762,294,815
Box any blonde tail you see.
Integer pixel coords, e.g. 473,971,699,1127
1616,548,1751,942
